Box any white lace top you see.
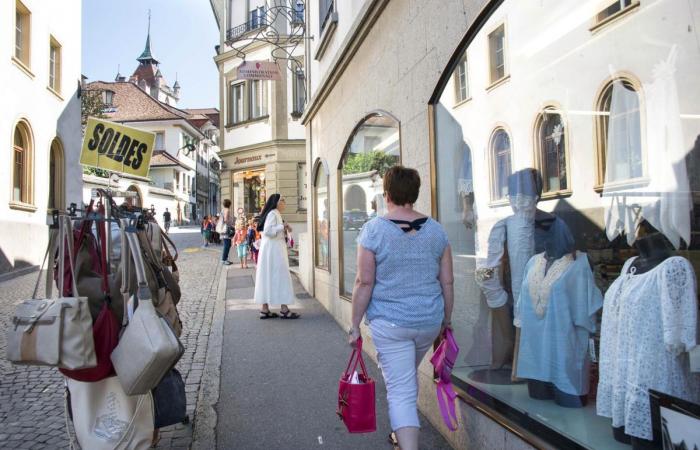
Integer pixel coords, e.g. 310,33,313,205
597,256,699,440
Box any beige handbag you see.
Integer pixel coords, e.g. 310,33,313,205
111,221,183,395
66,376,154,450
6,216,96,370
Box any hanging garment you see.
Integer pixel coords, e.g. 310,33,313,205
597,256,699,440
254,209,296,306
515,252,603,396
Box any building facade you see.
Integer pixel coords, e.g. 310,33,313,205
301,1,700,449
210,0,307,238
0,0,82,274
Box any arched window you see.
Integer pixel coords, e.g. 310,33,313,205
48,138,64,210
596,78,643,186
12,120,33,205
490,128,511,200
313,160,330,271
126,185,142,208
339,112,400,296
535,107,568,194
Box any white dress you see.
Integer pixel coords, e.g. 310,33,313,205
597,256,699,440
254,210,295,306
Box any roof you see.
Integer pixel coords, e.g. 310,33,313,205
184,108,220,128
86,81,204,137
150,150,190,169
137,32,159,64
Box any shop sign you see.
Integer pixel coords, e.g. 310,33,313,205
80,117,155,178
236,60,282,81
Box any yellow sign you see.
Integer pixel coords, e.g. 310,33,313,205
80,117,155,178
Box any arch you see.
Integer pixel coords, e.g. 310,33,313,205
312,157,331,271
48,137,65,210
126,184,143,208
489,127,512,201
11,119,35,205
344,184,366,212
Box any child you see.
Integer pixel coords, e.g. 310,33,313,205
233,220,249,269
201,216,210,247
205,216,214,245
247,219,258,264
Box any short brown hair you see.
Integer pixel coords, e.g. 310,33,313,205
383,166,420,206
223,199,231,208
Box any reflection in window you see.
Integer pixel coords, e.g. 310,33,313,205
314,163,330,270
49,138,63,210
596,0,633,23
488,24,506,83
490,128,511,200
598,79,643,184
340,113,400,296
454,53,469,103
13,121,32,204
536,108,567,193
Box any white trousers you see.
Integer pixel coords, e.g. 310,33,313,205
370,319,441,431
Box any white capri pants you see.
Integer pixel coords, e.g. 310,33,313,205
370,319,442,431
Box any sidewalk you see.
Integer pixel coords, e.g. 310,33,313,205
213,266,452,449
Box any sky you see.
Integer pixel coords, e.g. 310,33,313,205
82,0,220,109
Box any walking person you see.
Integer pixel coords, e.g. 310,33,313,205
347,166,454,450
220,199,234,265
233,220,249,269
163,208,172,233
254,194,300,319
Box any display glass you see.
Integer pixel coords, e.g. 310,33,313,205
314,161,330,270
339,113,400,296
433,1,700,448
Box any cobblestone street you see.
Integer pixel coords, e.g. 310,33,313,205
0,228,221,450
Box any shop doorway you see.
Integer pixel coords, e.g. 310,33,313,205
233,169,266,216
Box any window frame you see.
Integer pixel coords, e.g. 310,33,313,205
48,137,65,211
155,131,166,150
14,1,32,72
48,36,62,95
229,81,246,125
319,0,335,33
453,52,470,105
337,111,402,300
488,127,512,203
313,158,331,271
292,65,306,118
533,105,572,199
10,119,35,209
591,0,640,31
248,79,268,120
487,22,508,87
593,74,647,192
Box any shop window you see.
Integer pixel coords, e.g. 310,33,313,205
339,112,400,297
490,128,511,201
12,120,33,205
453,52,469,103
313,160,330,271
249,79,268,119
229,82,245,124
233,170,266,215
48,138,64,210
49,37,61,94
431,2,700,449
596,78,644,187
15,1,31,68
535,107,568,194
488,23,506,84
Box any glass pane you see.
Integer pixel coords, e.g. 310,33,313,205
315,168,330,270
15,12,22,59
433,2,700,448
340,114,400,295
13,148,23,202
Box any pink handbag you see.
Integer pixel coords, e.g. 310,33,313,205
337,338,376,433
430,328,460,431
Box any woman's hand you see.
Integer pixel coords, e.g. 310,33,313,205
440,319,452,338
348,327,361,349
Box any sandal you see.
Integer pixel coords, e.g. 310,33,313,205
388,432,399,449
279,309,300,319
259,310,279,319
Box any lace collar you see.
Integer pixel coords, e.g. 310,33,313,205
527,252,576,318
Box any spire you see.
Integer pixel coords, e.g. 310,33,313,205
173,72,180,89
137,9,159,65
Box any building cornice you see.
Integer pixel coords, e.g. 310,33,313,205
219,139,305,157
301,0,390,125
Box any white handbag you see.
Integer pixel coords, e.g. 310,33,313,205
6,216,96,370
111,220,183,395
215,214,226,234
66,376,154,450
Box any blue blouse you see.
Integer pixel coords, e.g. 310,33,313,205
358,217,449,329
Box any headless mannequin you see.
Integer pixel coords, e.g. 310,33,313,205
611,222,673,448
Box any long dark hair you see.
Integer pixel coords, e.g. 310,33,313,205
257,194,281,232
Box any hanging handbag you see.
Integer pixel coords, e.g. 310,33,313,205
66,376,154,450
152,368,188,428
430,328,460,431
337,338,376,433
6,216,96,370
111,220,184,396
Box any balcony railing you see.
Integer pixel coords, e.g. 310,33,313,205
226,16,268,43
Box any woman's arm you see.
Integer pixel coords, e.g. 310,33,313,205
348,245,376,347
439,245,455,328
262,211,285,238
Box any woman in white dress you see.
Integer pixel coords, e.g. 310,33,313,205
254,194,300,319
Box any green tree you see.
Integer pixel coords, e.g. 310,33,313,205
343,151,396,175
80,88,109,177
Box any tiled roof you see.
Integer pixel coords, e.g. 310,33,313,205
150,150,189,169
184,108,220,128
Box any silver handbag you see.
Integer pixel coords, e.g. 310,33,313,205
6,216,96,370
111,221,183,395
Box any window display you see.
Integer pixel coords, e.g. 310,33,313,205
432,1,700,449
314,161,330,270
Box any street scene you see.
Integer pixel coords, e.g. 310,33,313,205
2,0,700,449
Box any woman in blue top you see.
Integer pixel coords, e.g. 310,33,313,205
348,166,454,450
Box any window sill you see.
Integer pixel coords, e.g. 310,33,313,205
47,86,64,101
314,13,339,61
225,115,270,130
589,2,640,34
486,74,511,93
11,57,34,79
9,201,37,213
540,189,573,201
594,176,650,194
453,97,473,109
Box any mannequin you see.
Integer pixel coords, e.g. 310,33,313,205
476,168,574,374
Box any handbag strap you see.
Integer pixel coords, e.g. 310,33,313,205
436,381,459,431
32,228,58,300
161,230,178,262
119,219,132,327
59,216,79,297
343,338,369,378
